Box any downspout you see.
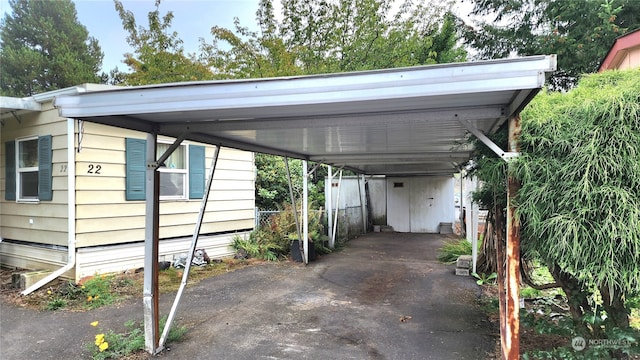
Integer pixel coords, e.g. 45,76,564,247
22,118,77,295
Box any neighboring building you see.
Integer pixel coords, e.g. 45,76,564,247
599,28,640,71
1,84,255,283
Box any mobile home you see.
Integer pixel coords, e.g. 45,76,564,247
1,84,255,284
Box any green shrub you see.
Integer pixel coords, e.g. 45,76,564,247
238,202,329,261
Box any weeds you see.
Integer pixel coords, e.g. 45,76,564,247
87,317,187,359
436,238,473,264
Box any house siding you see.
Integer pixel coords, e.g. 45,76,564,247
73,123,255,247
1,88,256,282
0,105,69,247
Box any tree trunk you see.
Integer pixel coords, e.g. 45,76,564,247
599,284,630,330
476,208,498,274
548,265,594,337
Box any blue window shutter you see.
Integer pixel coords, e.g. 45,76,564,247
5,141,16,201
126,138,146,201
38,135,53,201
189,145,205,199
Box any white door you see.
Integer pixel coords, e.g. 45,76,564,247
387,179,410,232
387,177,454,233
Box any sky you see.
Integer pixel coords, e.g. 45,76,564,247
0,0,474,75
0,0,261,73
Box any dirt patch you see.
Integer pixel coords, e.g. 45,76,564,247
0,259,254,311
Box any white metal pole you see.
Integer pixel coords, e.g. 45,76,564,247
359,174,366,234
331,170,343,247
327,166,333,247
159,146,220,348
284,157,303,261
302,160,309,264
472,202,479,274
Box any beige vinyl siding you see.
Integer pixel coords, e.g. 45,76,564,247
74,124,255,247
0,106,69,247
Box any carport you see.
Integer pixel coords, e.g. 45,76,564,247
54,55,556,359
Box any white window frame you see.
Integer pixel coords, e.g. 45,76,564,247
157,141,189,200
16,136,39,202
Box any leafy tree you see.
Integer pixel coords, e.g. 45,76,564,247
255,154,326,211
114,0,214,85
0,0,104,96
460,0,640,90
201,0,466,79
468,70,640,352
517,70,640,335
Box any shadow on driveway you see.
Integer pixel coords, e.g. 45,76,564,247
0,232,496,359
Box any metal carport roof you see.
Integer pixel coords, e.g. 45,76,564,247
55,55,556,176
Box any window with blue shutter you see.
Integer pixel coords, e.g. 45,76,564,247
38,135,53,201
5,141,16,201
125,138,147,201
189,145,205,199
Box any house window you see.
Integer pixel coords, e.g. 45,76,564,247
158,142,187,199
125,138,205,201
4,136,52,202
18,138,39,200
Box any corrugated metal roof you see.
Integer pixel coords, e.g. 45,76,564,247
54,55,556,176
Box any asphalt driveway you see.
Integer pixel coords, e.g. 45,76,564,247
0,232,496,359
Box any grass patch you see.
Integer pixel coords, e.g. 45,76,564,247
87,317,187,360
437,238,473,264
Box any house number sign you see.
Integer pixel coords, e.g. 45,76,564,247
87,164,102,174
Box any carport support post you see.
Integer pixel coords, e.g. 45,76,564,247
143,132,161,354
502,115,522,359
327,166,333,247
302,160,309,264
359,174,366,233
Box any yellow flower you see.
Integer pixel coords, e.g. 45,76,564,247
90,321,99,327
87,296,93,301
95,333,105,346
47,290,52,295
81,285,85,289
98,341,109,352
94,294,100,299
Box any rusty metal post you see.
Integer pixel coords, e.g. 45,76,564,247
504,115,522,359
143,133,161,354
494,202,507,358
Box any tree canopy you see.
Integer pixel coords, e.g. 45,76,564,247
460,0,640,90
113,0,214,85
201,0,466,79
0,0,104,96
